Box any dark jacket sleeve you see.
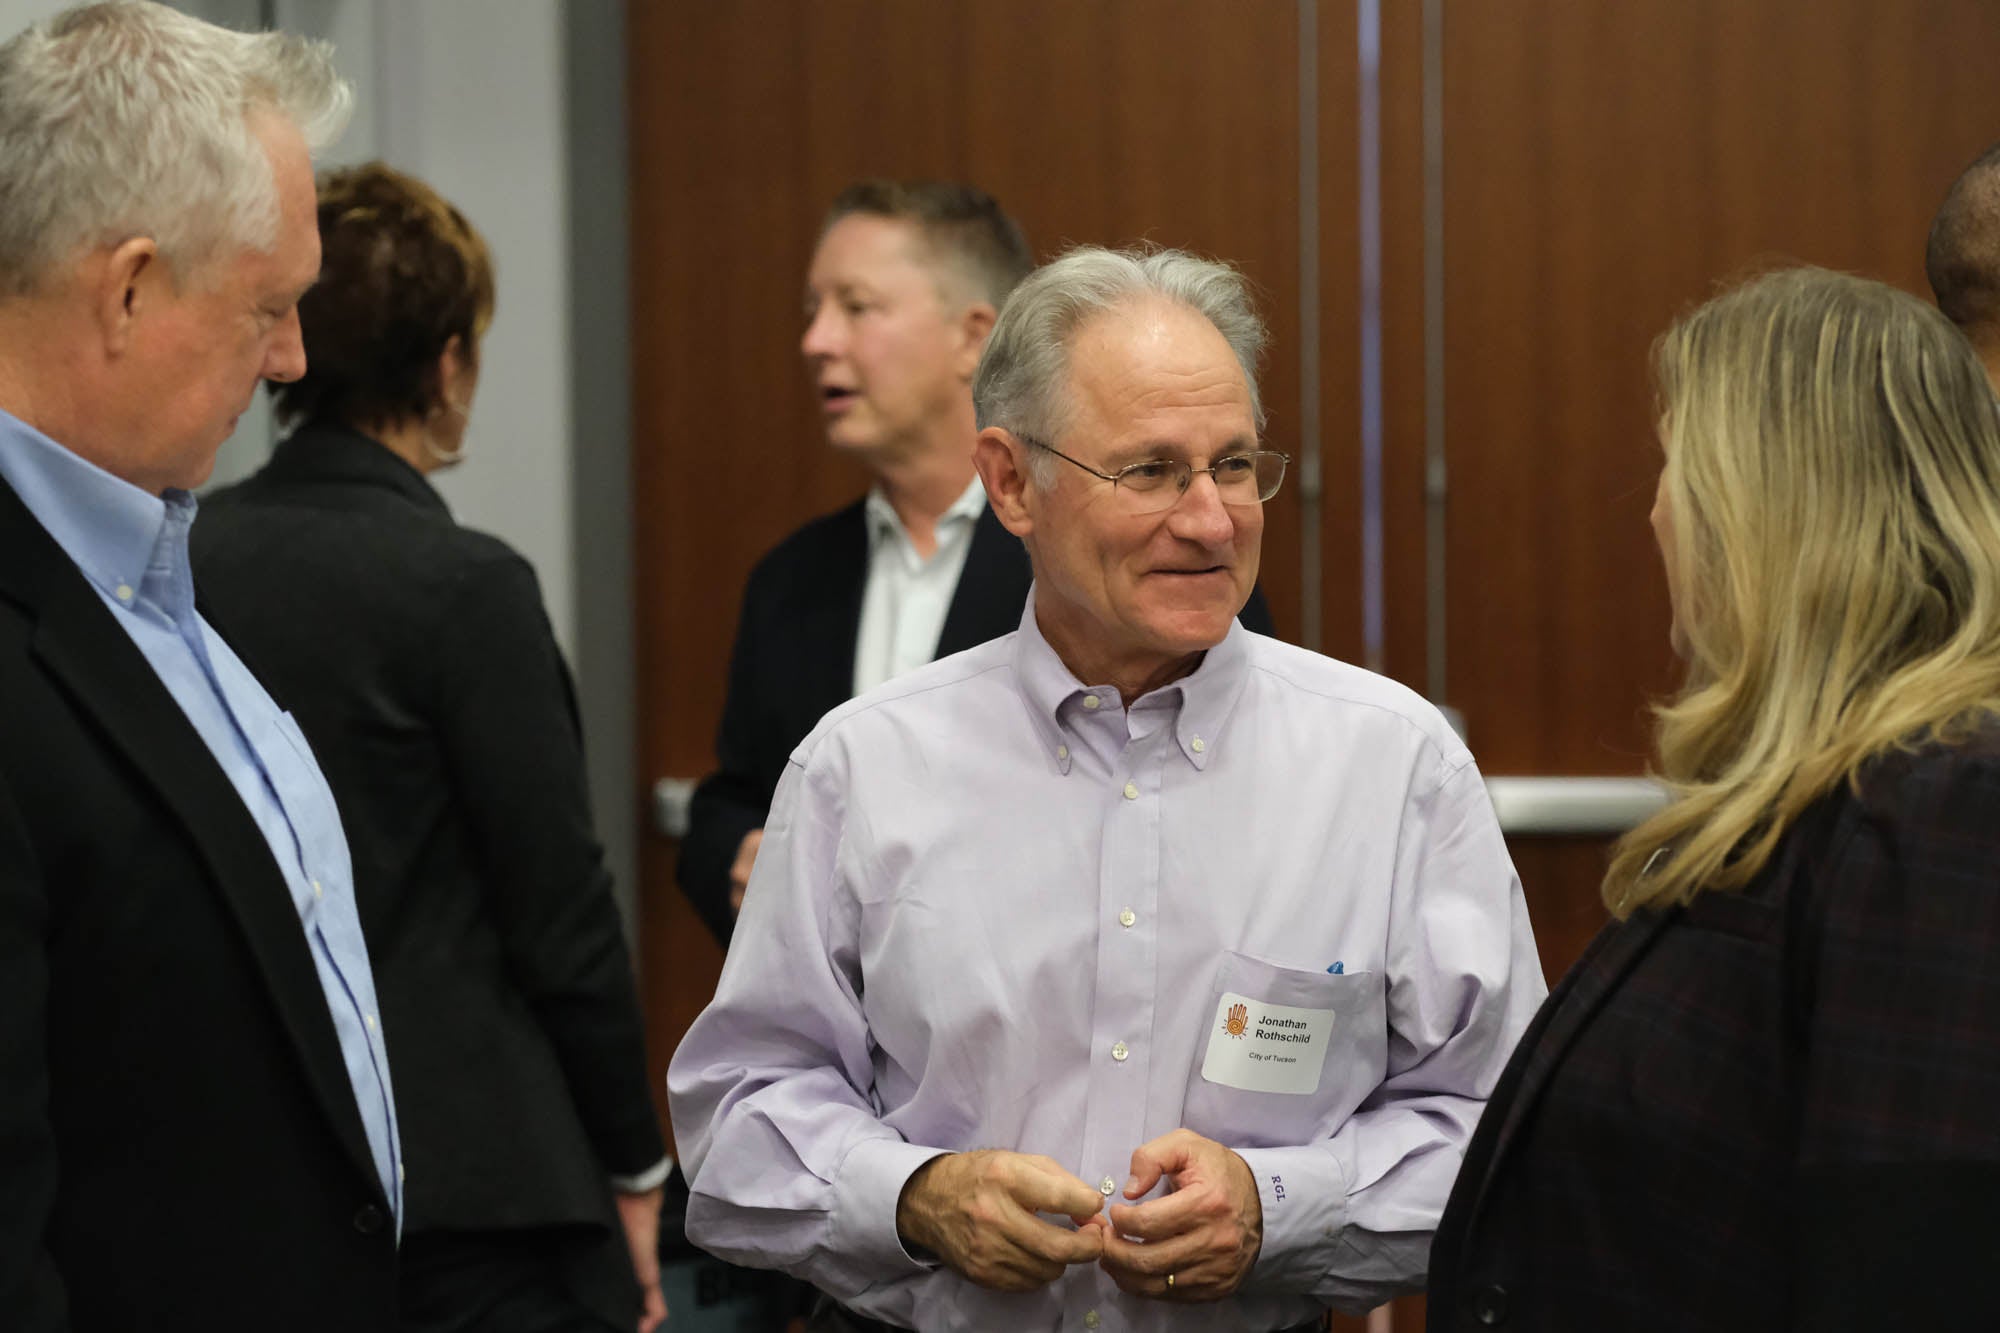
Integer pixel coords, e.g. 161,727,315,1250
434,552,665,1177
1790,745,2000,1326
1240,584,1276,637
0,772,66,1331
677,560,783,947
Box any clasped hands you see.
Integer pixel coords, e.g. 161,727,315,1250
893,1129,1263,1302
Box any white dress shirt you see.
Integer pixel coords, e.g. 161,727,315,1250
669,591,1545,1331
851,476,987,695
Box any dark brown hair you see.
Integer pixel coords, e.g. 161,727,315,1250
1926,140,2000,350
824,179,1032,309
272,161,495,428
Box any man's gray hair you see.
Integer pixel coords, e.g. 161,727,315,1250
973,244,1268,484
0,1,351,295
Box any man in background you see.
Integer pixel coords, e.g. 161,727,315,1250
1927,140,2000,387
676,180,1037,942
0,5,401,1329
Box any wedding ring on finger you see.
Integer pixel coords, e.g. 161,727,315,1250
1165,1273,1176,1291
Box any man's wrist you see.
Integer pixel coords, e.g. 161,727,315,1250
895,1152,951,1258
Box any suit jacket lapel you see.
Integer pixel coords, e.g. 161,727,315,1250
1,490,385,1201
935,503,1030,657
800,500,869,716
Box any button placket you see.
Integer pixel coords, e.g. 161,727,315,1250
1077,718,1158,1241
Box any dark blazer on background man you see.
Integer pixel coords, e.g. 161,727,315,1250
191,422,665,1327
0,474,398,1332
1428,729,2000,1332
676,497,1279,943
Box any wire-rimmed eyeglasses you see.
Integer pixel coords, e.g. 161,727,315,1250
1018,435,1289,514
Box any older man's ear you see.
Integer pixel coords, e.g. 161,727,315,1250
974,427,1036,538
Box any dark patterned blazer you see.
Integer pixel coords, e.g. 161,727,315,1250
1428,725,2000,1331
676,497,1276,944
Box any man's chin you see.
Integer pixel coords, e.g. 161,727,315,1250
1140,604,1240,656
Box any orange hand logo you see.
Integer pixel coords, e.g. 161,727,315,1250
1223,1002,1249,1038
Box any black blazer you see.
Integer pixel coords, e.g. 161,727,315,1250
192,423,665,1324
0,473,397,1331
1428,729,2000,1332
676,498,1277,942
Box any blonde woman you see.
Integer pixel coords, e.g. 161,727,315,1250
1429,267,2000,1331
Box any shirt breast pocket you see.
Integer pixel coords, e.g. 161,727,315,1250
1181,950,1386,1149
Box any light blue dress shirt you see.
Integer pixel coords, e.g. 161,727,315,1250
0,409,402,1225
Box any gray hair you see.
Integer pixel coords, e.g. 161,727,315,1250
0,1,351,295
973,244,1268,485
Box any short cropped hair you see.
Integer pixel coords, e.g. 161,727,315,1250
0,0,350,295
973,244,1268,483
1925,140,2000,349
272,162,495,430
824,179,1033,310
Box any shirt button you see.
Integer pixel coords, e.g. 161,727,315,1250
1192,736,1206,753
1083,1314,1101,1329
1119,908,1136,928
363,1014,377,1031
1056,744,1069,761
114,584,134,602
1111,1041,1129,1062
1099,1175,1116,1196
312,879,324,900
1083,694,1101,710
1123,782,1139,800
397,1161,406,1183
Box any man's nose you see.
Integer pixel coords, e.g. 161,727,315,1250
1166,469,1238,546
800,304,840,361
264,308,307,384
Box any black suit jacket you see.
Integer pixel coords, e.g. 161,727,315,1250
192,423,665,1324
0,471,397,1331
1428,729,2000,1332
676,496,1277,942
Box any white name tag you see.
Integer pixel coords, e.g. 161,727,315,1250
1199,991,1335,1095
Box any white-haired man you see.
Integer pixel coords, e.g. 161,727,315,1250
0,6,400,1329
669,245,1546,1331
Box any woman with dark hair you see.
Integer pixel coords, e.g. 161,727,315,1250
1429,267,2000,1330
193,163,666,1333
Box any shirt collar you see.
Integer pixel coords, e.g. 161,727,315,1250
0,404,178,603
1011,583,1251,774
863,474,988,551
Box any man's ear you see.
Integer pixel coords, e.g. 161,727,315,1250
974,427,1035,538
93,236,161,358
954,301,998,379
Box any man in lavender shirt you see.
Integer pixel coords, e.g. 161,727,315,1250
668,245,1546,1332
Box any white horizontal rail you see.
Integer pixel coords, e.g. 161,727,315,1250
1484,775,1669,836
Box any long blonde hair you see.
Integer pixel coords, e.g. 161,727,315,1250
1606,267,2000,916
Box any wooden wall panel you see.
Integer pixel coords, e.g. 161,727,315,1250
1437,0,2000,776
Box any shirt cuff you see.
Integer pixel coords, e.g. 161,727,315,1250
828,1137,950,1278
1235,1144,1350,1293
610,1155,673,1194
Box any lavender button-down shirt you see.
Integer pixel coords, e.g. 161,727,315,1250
669,592,1544,1331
